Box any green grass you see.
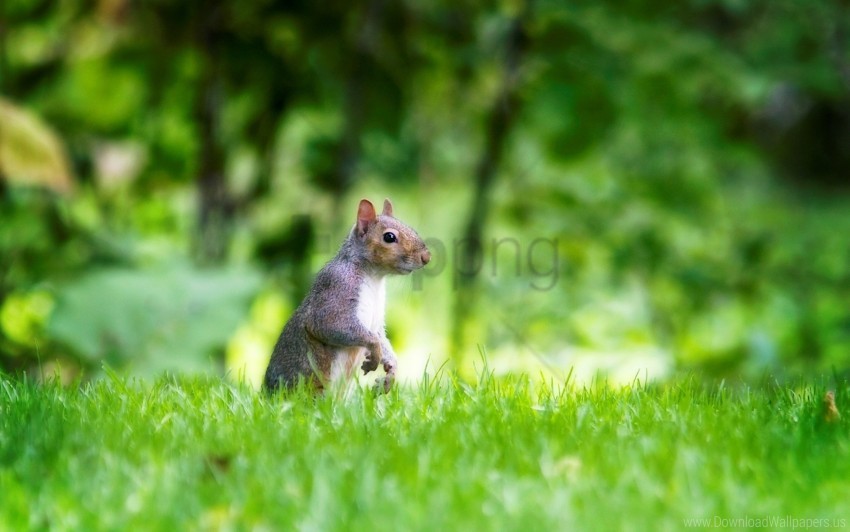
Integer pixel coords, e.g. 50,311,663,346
1,370,849,531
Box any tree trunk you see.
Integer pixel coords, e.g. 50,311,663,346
193,4,233,264
0,2,7,97
328,0,384,222
0,3,8,182
450,2,533,365
828,1,850,94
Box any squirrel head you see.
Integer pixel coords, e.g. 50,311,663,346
353,198,431,275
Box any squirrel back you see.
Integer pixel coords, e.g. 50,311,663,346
264,198,430,393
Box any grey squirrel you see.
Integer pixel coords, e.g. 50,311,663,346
264,198,431,393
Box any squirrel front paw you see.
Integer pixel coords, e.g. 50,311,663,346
373,374,395,394
361,343,382,374
382,355,397,377
372,352,397,394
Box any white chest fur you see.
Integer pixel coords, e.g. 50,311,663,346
356,274,387,334
329,274,387,383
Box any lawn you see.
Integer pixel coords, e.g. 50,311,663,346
1,369,848,530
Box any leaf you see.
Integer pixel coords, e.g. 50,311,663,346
47,264,262,375
0,97,74,193
824,391,841,424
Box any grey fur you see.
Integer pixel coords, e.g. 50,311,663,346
264,199,429,393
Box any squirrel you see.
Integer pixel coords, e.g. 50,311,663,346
264,198,430,394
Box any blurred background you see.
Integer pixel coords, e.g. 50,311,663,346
1,0,849,387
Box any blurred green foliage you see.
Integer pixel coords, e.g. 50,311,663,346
1,0,849,382
48,265,261,375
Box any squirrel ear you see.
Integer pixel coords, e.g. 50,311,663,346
356,199,376,236
382,198,394,217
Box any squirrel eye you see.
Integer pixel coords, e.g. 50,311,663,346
383,232,397,244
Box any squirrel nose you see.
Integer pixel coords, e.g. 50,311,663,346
421,250,431,265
